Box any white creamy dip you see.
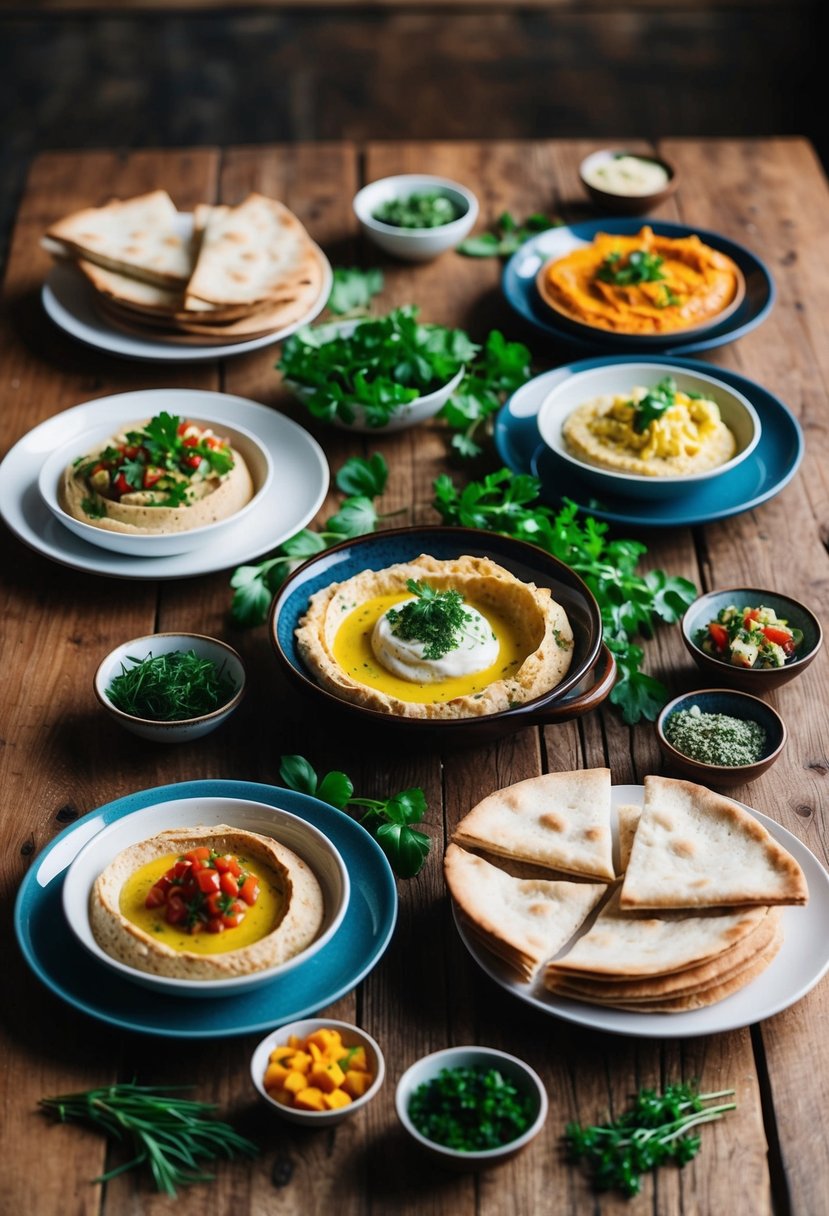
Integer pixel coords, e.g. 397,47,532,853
371,599,499,683
584,155,670,197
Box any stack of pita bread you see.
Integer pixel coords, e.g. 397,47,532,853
444,770,808,1014
42,189,327,345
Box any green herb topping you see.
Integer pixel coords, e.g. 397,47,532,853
107,649,238,721
566,1081,736,1197
596,248,667,286
372,190,463,229
663,704,767,766
384,579,471,660
458,210,561,258
408,1065,534,1152
39,1082,258,1197
628,375,678,433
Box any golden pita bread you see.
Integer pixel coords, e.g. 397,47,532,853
453,768,614,881
619,775,808,910
444,843,606,981
616,803,641,875
45,190,193,287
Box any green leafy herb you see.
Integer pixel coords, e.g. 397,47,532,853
39,1082,258,1197
106,649,238,721
458,211,560,258
372,191,463,229
565,1082,736,1198
440,330,532,457
385,579,470,659
80,495,107,519
279,755,430,878
408,1066,534,1151
327,267,384,316
629,375,678,434
433,471,697,722
596,248,666,286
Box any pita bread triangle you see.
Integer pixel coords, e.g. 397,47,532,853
453,768,614,881
444,843,607,981
619,775,808,910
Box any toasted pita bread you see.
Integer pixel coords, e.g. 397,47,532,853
619,776,808,910
453,768,614,881
616,803,641,875
445,843,606,981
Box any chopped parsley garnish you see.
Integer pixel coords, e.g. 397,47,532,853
385,579,471,659
408,1066,534,1151
628,375,678,433
372,191,463,229
106,649,238,721
596,248,667,286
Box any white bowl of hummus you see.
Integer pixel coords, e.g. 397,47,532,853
61,796,350,997
537,361,761,499
38,410,273,557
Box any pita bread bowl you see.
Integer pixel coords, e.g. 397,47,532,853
61,795,350,998
38,401,272,557
269,526,615,744
656,688,787,787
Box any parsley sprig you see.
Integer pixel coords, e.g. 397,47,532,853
385,579,470,659
326,267,384,316
566,1082,736,1197
279,755,430,878
629,375,678,433
439,329,532,457
596,248,668,286
458,211,561,258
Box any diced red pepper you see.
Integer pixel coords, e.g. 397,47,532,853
220,872,239,898
185,847,212,863
206,917,225,934
165,894,188,925
172,859,192,879
239,875,260,906
145,884,167,909
707,622,729,651
195,868,221,894
142,467,164,489
762,625,795,653
214,854,242,876
112,472,133,497
222,901,247,929
743,608,761,624
205,892,225,917
183,453,203,470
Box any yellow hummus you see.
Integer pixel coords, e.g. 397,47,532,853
295,554,575,719
89,825,325,979
538,226,743,335
562,383,736,477
61,416,254,536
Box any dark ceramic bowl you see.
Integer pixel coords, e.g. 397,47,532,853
656,688,787,788
578,148,678,216
269,526,614,745
681,588,822,693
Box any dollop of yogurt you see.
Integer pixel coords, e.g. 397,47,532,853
371,599,499,683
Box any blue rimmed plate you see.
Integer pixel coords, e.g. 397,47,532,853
503,219,775,354
13,780,397,1038
494,356,803,529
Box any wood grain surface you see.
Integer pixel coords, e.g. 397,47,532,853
1,138,827,1216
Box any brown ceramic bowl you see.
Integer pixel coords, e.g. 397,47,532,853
269,525,614,745
681,588,823,693
579,148,678,215
656,688,787,788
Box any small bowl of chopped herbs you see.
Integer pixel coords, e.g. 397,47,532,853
395,1046,548,1169
353,174,479,262
94,632,246,742
656,688,787,787
681,588,823,693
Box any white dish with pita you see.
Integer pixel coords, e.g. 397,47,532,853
451,783,829,1038
0,388,329,580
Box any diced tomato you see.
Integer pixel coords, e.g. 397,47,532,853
183,453,203,470
145,884,168,909
239,875,260,906
142,467,164,489
205,891,225,917
182,434,199,447
220,872,239,898
122,445,140,459
206,917,225,934
214,854,242,877
196,868,221,894
743,608,761,624
707,622,729,651
762,626,795,653
172,859,192,879
222,901,247,929
188,920,204,935
185,847,212,863
165,894,188,925
112,472,133,497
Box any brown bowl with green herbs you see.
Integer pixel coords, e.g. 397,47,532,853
656,688,786,788
94,632,246,742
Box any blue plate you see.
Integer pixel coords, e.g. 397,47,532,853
494,356,803,528
502,219,775,354
13,780,398,1038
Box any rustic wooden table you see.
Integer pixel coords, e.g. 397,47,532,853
1,139,827,1216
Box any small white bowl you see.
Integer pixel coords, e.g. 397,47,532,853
536,361,761,500
395,1046,548,1169
38,413,272,557
94,632,246,742
61,795,350,998
353,174,479,262
286,319,465,433
251,1018,385,1126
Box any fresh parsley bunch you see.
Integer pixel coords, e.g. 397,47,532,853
439,329,532,457
279,755,430,878
385,579,470,660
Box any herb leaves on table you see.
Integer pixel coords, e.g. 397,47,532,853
439,329,532,457
326,267,384,316
457,211,561,258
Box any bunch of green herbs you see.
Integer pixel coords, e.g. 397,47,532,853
107,650,237,721
596,248,667,286
408,1065,534,1151
385,579,472,659
458,211,561,258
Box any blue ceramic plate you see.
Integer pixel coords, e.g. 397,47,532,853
494,356,803,528
502,219,775,354
13,780,397,1038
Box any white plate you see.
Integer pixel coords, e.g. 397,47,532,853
0,388,329,580
454,784,829,1038
41,213,332,363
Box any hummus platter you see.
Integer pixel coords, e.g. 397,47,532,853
89,824,325,980
536,225,745,336
294,554,575,719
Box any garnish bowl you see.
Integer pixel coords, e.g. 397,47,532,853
395,1045,548,1169
352,174,479,262
37,411,273,557
251,1017,385,1126
536,360,761,500
655,688,787,788
94,632,247,743
578,148,678,215
681,588,823,693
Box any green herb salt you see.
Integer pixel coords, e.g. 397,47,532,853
664,704,766,766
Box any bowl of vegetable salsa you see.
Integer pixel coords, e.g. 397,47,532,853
353,174,479,261
395,1046,548,1168
681,588,822,692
